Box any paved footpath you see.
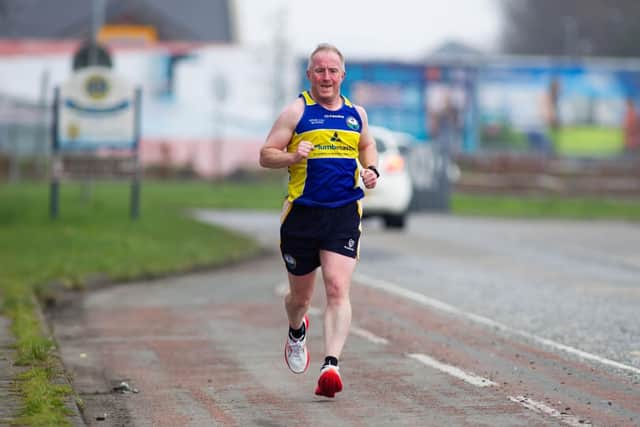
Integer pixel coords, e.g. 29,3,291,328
44,250,639,426
44,255,539,426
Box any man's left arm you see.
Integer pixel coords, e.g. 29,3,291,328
356,105,378,189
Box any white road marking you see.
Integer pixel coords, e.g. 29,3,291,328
408,353,497,387
355,273,640,376
274,282,288,297
307,307,322,317
508,396,592,427
350,326,389,345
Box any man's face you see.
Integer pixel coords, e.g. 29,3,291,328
306,50,345,103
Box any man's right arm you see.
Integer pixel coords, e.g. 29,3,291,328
259,99,308,169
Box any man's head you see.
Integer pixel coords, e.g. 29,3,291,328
307,43,345,71
306,43,346,105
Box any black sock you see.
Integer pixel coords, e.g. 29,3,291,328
288,320,306,340
323,356,338,368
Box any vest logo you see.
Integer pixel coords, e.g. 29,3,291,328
346,116,359,130
330,131,342,142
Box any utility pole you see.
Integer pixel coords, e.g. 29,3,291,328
272,7,288,121
90,0,106,65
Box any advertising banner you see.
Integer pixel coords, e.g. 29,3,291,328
340,62,427,140
476,62,640,157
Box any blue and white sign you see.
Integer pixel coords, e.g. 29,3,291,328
57,66,138,150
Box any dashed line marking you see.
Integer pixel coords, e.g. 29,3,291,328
508,396,592,426
355,273,640,376
350,326,389,345
274,282,288,297
407,353,498,387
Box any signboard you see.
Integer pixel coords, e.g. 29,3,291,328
51,65,141,220
57,66,137,150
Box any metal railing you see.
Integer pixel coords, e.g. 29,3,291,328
0,93,51,181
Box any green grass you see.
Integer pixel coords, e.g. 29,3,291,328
554,126,623,157
452,192,640,220
0,178,286,426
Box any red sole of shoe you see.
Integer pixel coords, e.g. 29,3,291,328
314,369,343,398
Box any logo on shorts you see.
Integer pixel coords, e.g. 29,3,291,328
346,116,359,130
283,253,297,268
343,238,356,252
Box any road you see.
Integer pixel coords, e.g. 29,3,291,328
47,211,640,426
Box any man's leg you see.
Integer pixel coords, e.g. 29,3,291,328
283,270,316,374
314,250,356,397
285,270,316,330
319,250,357,359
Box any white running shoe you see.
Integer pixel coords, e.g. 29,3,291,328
315,365,343,398
284,314,309,374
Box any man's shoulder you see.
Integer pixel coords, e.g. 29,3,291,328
277,97,305,127
353,104,368,120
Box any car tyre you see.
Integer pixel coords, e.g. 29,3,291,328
383,214,406,229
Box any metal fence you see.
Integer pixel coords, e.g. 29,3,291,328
0,93,50,181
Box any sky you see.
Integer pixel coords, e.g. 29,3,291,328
233,0,502,61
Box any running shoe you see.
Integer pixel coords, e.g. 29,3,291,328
314,365,343,398
284,314,309,374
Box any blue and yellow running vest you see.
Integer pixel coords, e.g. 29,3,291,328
287,91,364,208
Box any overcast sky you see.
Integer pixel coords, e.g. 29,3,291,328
233,0,502,60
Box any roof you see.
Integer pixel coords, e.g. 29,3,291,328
0,0,235,42
424,39,485,63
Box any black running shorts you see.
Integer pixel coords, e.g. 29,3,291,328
280,201,362,276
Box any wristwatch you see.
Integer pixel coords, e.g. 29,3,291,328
367,165,380,178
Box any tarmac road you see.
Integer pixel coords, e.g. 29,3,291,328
46,211,640,426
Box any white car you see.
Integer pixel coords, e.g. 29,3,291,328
361,125,413,229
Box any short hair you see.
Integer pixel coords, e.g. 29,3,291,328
307,43,345,71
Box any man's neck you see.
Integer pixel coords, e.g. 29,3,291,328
310,92,342,111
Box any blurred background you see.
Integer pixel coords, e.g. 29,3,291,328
1,0,640,202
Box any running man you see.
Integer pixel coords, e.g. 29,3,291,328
259,43,378,398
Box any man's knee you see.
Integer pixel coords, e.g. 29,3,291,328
287,292,312,310
324,276,349,302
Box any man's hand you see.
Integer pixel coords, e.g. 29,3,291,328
360,167,378,189
294,140,314,162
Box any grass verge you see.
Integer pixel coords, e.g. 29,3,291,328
452,192,640,220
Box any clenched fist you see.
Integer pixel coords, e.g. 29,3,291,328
294,140,314,162
360,167,378,189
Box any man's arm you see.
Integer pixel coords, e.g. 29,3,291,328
260,98,311,169
356,105,379,189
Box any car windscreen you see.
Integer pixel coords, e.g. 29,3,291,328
374,137,387,153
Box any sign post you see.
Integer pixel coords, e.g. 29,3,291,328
51,66,141,219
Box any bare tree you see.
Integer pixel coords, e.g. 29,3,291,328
500,0,640,58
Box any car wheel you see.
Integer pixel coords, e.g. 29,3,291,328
383,214,406,229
